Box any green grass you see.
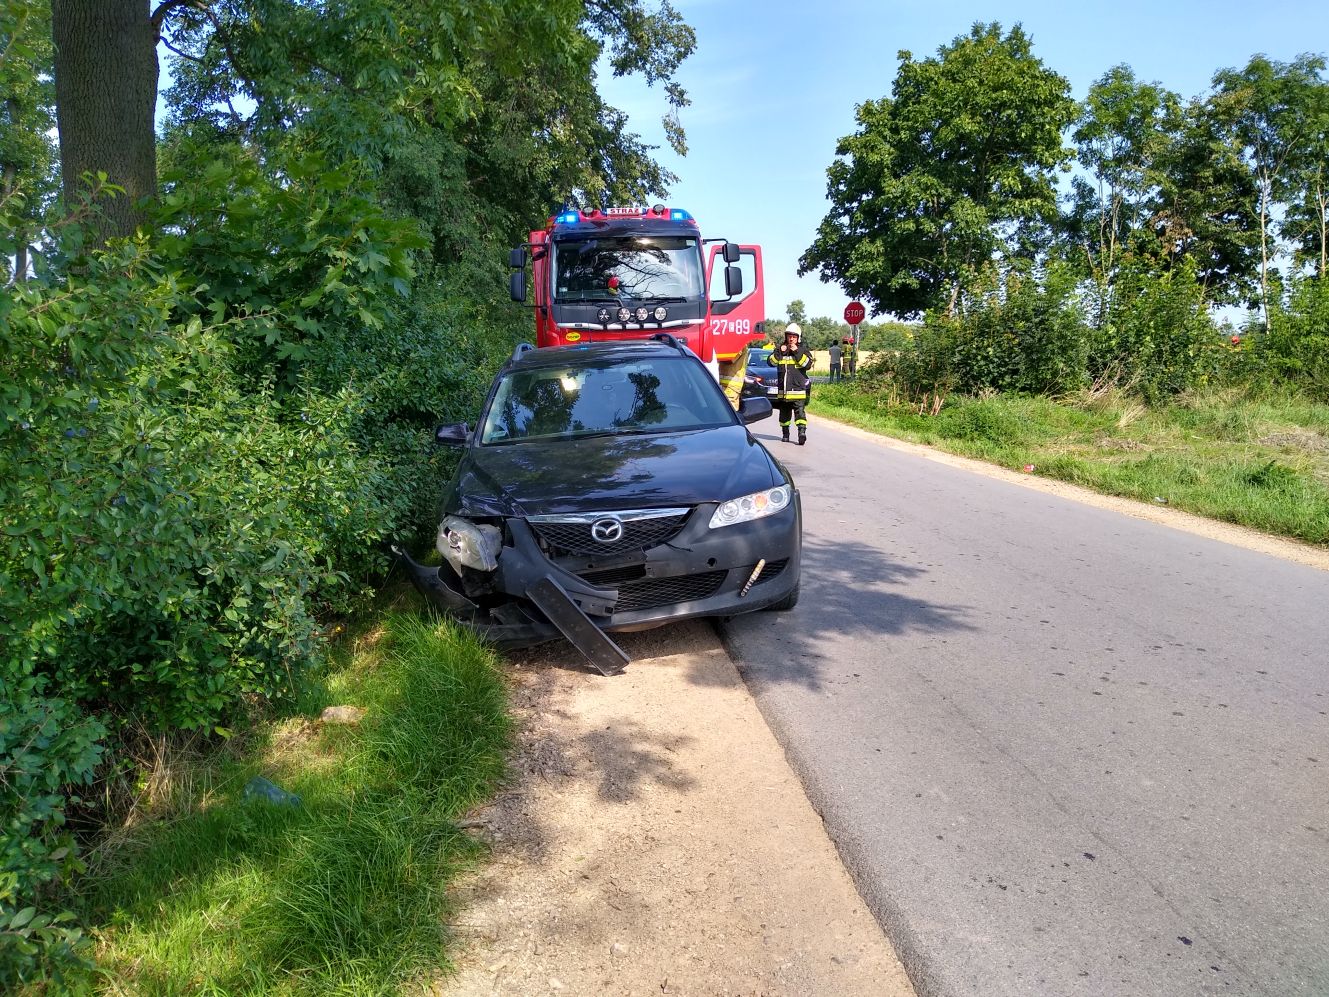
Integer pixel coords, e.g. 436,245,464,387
811,383,1329,545
66,603,511,995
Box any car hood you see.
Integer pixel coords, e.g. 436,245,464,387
446,425,782,518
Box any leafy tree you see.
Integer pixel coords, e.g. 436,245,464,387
1,0,57,280
45,0,696,248
1210,54,1329,329
800,22,1076,318
1062,66,1181,319
1146,96,1261,305
786,299,806,325
801,314,840,350
1275,72,1329,278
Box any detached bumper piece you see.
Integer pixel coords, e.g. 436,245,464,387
392,544,630,676
525,577,629,676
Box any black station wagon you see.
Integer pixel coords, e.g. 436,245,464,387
397,336,802,673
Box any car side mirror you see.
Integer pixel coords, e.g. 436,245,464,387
722,242,741,264
509,270,526,303
434,422,470,447
724,265,743,298
508,247,527,269
738,396,772,425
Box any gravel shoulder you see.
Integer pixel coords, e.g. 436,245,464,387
439,621,916,997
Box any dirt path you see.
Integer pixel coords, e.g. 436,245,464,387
439,621,916,997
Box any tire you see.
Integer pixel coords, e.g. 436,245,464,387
767,581,800,612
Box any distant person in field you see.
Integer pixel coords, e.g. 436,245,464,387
829,340,843,383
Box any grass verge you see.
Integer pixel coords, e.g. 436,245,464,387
811,383,1329,545
64,601,510,995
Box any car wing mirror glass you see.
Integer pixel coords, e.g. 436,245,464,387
434,422,470,447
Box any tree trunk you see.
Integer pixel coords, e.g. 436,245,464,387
51,0,158,245
1258,178,1271,336
1317,165,1327,280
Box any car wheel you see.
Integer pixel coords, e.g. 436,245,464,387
767,581,799,612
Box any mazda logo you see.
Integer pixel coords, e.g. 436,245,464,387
590,518,624,543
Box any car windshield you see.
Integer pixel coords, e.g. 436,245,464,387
552,236,704,303
749,349,774,368
479,356,735,445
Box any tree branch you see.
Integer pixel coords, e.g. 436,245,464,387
159,36,203,64
150,0,206,36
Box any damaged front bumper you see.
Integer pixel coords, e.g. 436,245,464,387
392,500,800,675
391,536,631,676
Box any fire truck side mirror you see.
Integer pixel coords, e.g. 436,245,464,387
509,270,526,303
724,265,743,298
508,247,527,268
722,242,741,264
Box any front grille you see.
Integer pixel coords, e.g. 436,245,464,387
581,565,648,587
612,570,727,612
530,512,689,557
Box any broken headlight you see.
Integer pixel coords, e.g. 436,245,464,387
708,485,791,529
437,516,503,573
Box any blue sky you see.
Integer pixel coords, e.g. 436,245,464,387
599,0,1329,323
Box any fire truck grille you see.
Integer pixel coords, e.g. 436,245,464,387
530,513,690,557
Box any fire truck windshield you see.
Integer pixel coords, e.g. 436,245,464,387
552,236,704,303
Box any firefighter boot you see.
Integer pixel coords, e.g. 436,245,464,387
781,425,790,443
797,429,807,446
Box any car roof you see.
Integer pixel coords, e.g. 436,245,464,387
503,339,694,373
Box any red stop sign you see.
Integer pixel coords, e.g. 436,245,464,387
844,301,866,325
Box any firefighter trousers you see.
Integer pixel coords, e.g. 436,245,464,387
776,398,807,440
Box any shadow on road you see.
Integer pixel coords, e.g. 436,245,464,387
718,533,976,691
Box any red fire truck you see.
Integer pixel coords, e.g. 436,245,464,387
507,205,765,389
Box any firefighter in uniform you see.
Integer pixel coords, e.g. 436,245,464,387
772,323,813,445
843,336,858,378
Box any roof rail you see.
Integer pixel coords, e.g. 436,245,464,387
509,342,536,364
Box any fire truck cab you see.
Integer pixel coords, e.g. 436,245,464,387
507,205,764,386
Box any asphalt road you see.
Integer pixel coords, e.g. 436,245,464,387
720,418,1329,997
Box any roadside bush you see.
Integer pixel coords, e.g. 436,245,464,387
858,316,957,400
0,689,103,987
1091,259,1217,399
154,141,519,541
1,237,393,978
304,270,524,537
904,264,1087,396
1262,277,1329,401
